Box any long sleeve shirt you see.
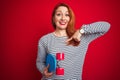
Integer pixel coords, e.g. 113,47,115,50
36,21,111,80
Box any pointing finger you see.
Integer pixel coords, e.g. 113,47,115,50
66,37,72,43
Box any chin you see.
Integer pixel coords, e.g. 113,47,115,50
58,25,67,29
58,26,67,30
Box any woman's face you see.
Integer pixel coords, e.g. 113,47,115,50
53,6,70,30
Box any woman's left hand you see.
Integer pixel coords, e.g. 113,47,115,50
66,30,82,43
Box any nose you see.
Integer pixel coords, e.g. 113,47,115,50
61,15,65,21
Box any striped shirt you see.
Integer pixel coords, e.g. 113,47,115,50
36,21,110,80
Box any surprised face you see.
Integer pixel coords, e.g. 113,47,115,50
53,6,70,30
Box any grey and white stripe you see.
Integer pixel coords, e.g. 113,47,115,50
36,21,110,80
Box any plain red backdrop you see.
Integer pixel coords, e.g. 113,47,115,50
0,0,120,80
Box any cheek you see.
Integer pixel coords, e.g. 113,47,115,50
67,17,70,23
54,15,61,21
54,20,59,26
54,17,60,23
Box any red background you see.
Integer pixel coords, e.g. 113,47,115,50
0,0,120,80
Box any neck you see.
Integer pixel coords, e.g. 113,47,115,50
54,29,67,37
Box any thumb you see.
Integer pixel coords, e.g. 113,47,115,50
46,64,49,69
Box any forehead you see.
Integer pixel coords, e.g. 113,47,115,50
56,6,69,12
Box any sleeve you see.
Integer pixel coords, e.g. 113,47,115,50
81,21,111,43
36,37,47,74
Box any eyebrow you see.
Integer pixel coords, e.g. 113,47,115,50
56,10,69,13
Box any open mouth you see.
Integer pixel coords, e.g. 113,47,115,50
59,21,66,25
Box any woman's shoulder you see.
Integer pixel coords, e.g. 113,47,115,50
41,33,53,39
38,33,53,42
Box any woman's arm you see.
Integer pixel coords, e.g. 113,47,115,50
66,21,111,43
36,37,47,74
81,21,111,43
82,21,110,35
36,37,53,78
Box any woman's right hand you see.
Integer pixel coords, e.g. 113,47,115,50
43,64,53,78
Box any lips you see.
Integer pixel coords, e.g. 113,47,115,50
59,21,66,25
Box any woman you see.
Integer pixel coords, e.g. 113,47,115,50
36,3,110,80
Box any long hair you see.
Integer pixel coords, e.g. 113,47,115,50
51,3,80,46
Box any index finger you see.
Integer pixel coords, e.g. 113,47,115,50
65,37,72,43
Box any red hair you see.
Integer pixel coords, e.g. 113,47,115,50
51,3,80,46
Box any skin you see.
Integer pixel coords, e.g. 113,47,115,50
53,6,70,37
43,6,82,78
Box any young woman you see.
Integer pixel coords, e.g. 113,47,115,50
36,3,110,80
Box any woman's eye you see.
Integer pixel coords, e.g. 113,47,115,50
56,14,61,16
65,14,70,16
